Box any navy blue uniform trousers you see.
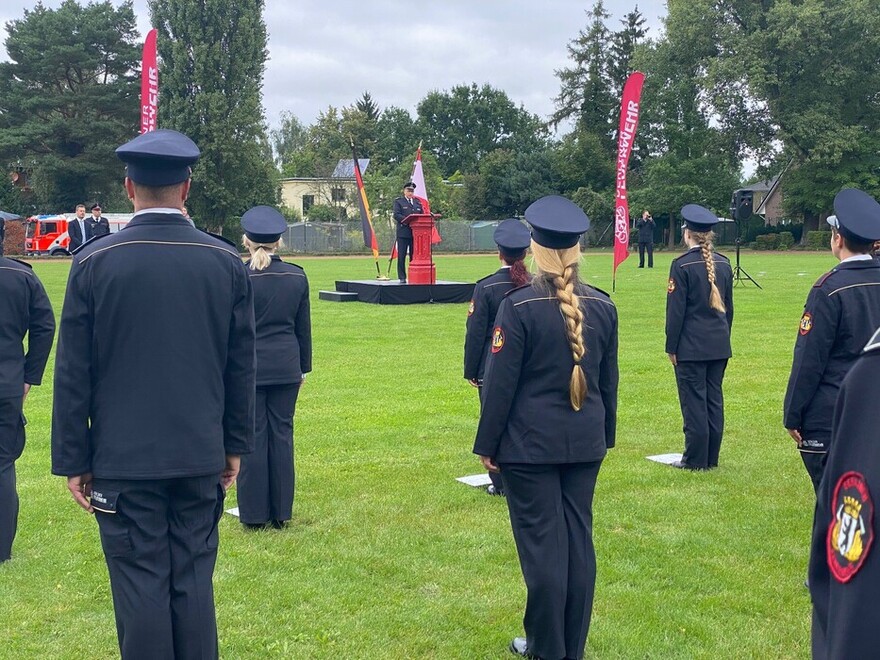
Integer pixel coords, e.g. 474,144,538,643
675,359,728,469
501,461,602,660
238,383,300,525
397,238,414,280
93,476,225,660
0,396,25,562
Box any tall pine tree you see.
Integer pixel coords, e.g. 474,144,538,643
149,0,277,233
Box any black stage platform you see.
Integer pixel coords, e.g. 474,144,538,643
332,279,474,305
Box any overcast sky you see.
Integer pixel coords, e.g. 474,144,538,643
0,0,667,129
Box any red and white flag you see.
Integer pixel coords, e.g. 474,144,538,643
140,29,159,133
612,71,645,288
410,145,441,244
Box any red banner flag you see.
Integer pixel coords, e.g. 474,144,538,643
612,71,645,288
140,29,158,133
410,145,441,244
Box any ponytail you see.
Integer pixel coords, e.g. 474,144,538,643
691,230,725,313
242,236,282,271
531,241,587,411
501,249,531,288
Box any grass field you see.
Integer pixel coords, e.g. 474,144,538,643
0,249,834,659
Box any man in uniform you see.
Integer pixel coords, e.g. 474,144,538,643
784,188,880,494
392,181,423,283
68,203,91,251
636,210,655,268
0,254,54,563
809,326,880,657
51,128,256,659
90,203,110,238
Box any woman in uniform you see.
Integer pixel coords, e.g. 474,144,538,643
473,195,618,660
463,218,531,496
238,206,312,529
665,204,734,471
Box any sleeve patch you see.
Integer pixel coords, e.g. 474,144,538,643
828,471,874,583
799,312,813,335
491,327,504,353
667,278,676,294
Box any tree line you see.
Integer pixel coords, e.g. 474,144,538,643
1,0,878,243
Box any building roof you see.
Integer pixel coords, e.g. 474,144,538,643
332,159,370,178
737,176,780,193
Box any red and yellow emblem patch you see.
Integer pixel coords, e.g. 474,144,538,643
467,300,475,316
491,326,504,353
800,312,813,336
667,278,676,294
827,471,875,583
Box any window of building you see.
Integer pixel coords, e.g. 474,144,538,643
331,187,346,203
302,195,315,214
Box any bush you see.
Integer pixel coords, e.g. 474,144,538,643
776,232,795,250
754,234,779,250
806,231,832,250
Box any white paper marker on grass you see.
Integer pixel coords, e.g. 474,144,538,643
646,453,683,465
226,507,240,518
456,474,493,487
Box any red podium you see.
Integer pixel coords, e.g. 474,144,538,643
402,213,439,284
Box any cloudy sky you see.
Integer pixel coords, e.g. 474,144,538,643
0,0,667,129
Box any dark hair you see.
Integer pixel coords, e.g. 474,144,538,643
501,249,530,287
834,228,874,254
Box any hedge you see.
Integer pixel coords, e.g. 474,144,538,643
806,231,832,250
777,231,795,250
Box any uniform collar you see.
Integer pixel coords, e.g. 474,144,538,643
840,254,875,264
126,211,191,228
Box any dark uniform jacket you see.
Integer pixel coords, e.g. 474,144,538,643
665,246,734,361
248,255,312,386
783,258,880,440
51,212,256,480
473,281,618,464
67,217,92,251
0,257,55,399
809,328,880,658
91,216,110,237
636,218,655,243
464,267,518,381
392,196,423,239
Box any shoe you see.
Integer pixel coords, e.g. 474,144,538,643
242,522,269,530
509,637,540,658
671,460,707,471
271,520,288,530
399,279,407,284
487,485,505,497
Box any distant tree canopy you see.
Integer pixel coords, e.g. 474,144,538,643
0,0,141,212
150,0,278,234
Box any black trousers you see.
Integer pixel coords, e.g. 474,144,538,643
0,396,25,563
238,383,300,525
92,475,225,660
800,450,828,495
500,461,603,660
638,241,654,267
477,385,504,491
397,237,414,280
675,359,728,469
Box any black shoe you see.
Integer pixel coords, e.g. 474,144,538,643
271,520,288,530
487,485,505,497
671,460,707,471
509,637,540,659
399,279,407,284
242,521,269,530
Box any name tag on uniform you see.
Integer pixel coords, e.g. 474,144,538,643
91,489,120,514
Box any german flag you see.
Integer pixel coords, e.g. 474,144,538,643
351,140,379,263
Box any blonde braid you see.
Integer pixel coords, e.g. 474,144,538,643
691,230,725,313
242,236,281,271
531,241,588,410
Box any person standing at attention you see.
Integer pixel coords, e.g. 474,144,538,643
237,205,311,530
474,195,618,660
51,129,256,659
464,218,531,497
665,204,733,471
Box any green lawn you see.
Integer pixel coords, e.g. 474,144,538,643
1,249,833,658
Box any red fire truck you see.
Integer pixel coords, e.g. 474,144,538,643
25,214,132,255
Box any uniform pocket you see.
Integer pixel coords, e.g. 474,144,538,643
100,529,134,558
